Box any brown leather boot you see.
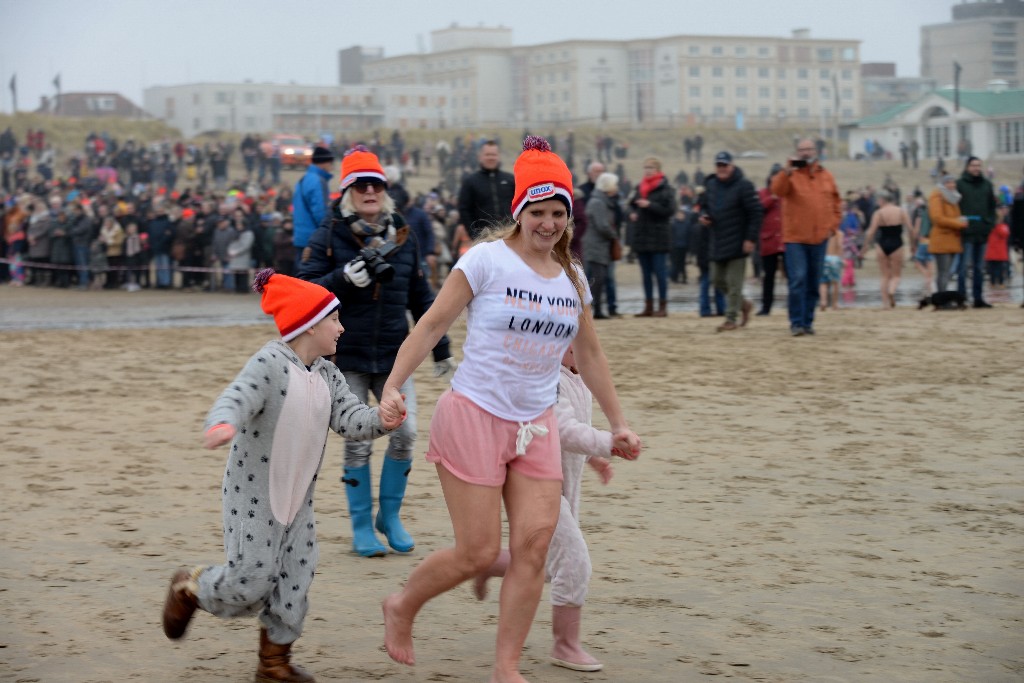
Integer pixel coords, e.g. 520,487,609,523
653,300,668,317
256,629,315,682
634,299,654,317
162,567,202,640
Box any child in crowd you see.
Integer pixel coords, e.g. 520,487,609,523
161,268,403,682
985,206,1011,289
472,343,631,673
819,229,843,311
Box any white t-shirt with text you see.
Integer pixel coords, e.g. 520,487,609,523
451,239,591,422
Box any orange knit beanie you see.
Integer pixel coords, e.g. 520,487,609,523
339,145,387,193
252,268,339,341
511,136,573,220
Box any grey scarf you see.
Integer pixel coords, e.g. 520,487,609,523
937,184,961,205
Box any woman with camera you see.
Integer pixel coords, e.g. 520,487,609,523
299,146,456,559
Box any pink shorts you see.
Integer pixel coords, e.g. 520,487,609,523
426,390,562,487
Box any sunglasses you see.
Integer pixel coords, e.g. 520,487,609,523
715,162,730,168
351,179,385,193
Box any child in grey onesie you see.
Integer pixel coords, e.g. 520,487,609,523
162,268,404,683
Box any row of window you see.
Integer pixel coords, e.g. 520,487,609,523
685,106,855,118
688,86,854,99
996,120,1024,154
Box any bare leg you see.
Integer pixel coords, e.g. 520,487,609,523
889,248,904,304
829,282,839,310
491,470,562,683
474,549,511,601
383,465,503,666
877,249,892,308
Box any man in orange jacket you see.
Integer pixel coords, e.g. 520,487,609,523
770,139,842,336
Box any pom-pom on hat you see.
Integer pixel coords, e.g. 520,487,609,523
339,145,387,193
511,136,573,220
252,268,339,342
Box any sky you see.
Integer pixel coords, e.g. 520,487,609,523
0,0,956,114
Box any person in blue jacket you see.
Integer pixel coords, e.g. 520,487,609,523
292,145,334,272
299,146,457,558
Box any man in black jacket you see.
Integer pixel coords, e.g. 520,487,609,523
700,151,763,331
456,140,514,240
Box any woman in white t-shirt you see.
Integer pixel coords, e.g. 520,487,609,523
380,137,641,682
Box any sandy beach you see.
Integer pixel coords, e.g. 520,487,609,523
1,276,1021,682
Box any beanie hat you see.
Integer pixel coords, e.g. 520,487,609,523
311,146,334,165
252,268,339,342
339,145,387,193
511,136,573,220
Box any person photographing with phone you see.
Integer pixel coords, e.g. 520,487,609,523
770,138,842,336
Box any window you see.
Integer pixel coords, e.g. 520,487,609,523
689,86,701,97
758,67,770,78
548,72,555,84
758,106,771,117
563,90,570,102
712,66,723,77
993,21,1016,36
689,45,700,56
216,115,228,129
797,68,809,79
993,41,1017,57
778,86,787,98
690,105,702,115
841,47,856,61
689,66,700,77
797,87,809,99
777,67,787,79
842,107,854,118
758,86,770,98
713,86,724,97
925,125,951,158
996,120,1024,154
993,60,1018,77
216,91,229,104
535,74,542,85
842,69,853,80
736,86,748,98
736,66,747,78
758,46,771,58
713,106,725,117
244,116,257,128
816,48,834,62
797,107,810,119
244,92,257,105
193,118,200,131
563,71,570,82
735,46,747,57
820,69,830,79
842,88,853,100
548,92,555,103
711,45,723,56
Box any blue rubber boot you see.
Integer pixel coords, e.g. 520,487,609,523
375,456,415,553
342,466,387,558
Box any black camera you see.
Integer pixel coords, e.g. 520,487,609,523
790,157,808,168
354,240,400,283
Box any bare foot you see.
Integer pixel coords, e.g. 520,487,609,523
382,593,415,665
488,671,530,683
472,573,490,600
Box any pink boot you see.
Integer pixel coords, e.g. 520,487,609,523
549,605,603,672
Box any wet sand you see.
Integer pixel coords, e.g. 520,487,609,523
0,276,1022,682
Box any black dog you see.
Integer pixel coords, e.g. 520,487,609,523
918,291,967,310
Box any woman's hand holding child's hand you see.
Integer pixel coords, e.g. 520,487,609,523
378,396,406,430
610,429,642,460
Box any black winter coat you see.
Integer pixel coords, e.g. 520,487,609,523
703,166,763,262
457,166,515,240
628,178,676,253
298,203,450,374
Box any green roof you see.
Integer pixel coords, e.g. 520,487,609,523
933,88,1024,116
853,88,1024,127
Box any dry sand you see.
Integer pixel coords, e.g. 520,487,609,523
0,278,1022,683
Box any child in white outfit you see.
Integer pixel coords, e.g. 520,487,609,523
474,343,629,673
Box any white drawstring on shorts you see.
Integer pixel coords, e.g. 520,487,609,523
515,421,549,456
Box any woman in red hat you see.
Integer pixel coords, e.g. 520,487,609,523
379,137,641,682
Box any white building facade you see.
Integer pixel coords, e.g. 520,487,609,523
356,25,862,129
143,82,450,138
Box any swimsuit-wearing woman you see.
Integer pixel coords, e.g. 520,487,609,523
861,190,911,308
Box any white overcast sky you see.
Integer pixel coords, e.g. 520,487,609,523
0,0,956,113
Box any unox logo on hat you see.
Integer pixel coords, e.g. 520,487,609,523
528,183,555,200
